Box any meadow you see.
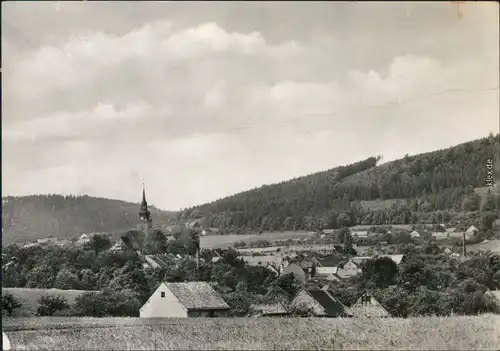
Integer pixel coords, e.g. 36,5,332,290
3,315,500,350
2,288,96,317
468,239,500,254
200,231,316,249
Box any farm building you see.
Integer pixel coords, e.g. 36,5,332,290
432,232,449,240
351,254,405,267
449,232,471,240
110,240,126,251
315,267,341,281
140,282,230,318
351,231,369,238
350,292,390,318
76,233,91,246
252,288,352,318
143,254,180,269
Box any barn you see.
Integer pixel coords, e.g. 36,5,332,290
140,282,230,318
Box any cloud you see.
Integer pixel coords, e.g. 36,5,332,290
3,101,156,141
2,3,498,210
7,21,302,102
203,81,227,108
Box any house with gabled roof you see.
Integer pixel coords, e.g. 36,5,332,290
449,231,471,240
140,282,230,318
315,267,341,282
350,292,390,318
252,288,352,318
143,254,180,269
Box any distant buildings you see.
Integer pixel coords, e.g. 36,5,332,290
140,282,230,318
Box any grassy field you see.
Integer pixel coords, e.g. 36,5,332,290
200,231,316,249
3,315,499,350
2,288,96,317
468,239,500,254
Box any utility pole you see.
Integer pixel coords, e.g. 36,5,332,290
462,232,467,257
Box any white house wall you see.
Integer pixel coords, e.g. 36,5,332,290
140,283,188,318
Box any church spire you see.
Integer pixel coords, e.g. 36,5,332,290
138,181,152,230
141,182,147,206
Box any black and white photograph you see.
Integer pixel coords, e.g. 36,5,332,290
2,1,500,350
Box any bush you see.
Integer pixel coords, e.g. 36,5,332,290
74,289,141,317
36,295,69,316
2,293,22,316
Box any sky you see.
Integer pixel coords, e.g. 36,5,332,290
2,1,499,211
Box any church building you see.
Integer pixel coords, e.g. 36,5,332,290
138,183,153,231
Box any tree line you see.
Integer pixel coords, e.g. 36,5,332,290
179,134,499,232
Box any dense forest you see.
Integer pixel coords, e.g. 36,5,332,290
2,195,176,245
179,134,500,232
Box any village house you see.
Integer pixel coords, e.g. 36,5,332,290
351,231,369,238
110,240,126,252
410,230,421,238
143,254,181,269
140,282,230,318
449,232,471,240
76,233,92,246
351,254,405,267
431,232,449,240
349,292,390,318
315,267,341,282
466,225,479,235
253,288,352,318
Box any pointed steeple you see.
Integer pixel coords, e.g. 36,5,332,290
141,182,147,206
138,181,152,229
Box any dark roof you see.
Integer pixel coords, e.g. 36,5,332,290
282,263,306,284
165,282,230,310
121,230,146,251
144,254,179,268
307,289,352,317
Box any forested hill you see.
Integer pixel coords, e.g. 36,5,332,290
179,134,500,232
2,195,176,245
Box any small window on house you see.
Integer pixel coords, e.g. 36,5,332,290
161,291,165,298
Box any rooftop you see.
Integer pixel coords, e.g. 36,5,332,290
165,282,230,310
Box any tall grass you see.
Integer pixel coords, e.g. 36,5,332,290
4,315,500,350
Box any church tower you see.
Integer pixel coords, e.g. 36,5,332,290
138,183,153,231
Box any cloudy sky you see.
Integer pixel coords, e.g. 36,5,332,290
2,1,499,211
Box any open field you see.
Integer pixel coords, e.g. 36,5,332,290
2,288,96,317
200,231,316,249
3,315,500,350
468,239,500,254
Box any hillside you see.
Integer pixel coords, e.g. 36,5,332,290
2,195,176,245
180,134,500,232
